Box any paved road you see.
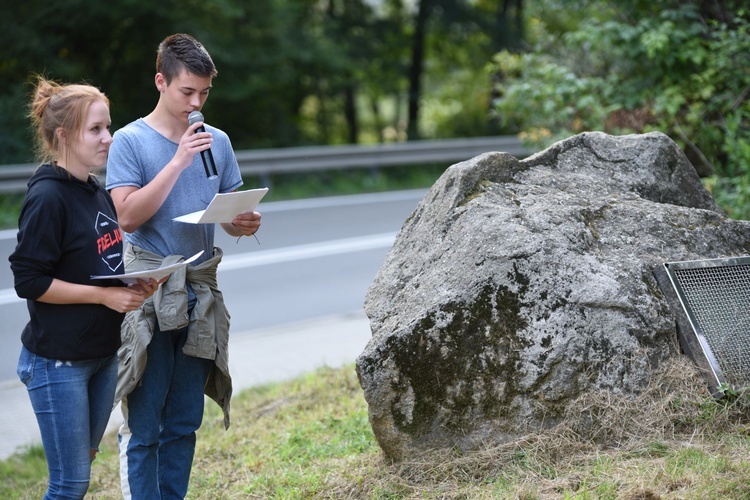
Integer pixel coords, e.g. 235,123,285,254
0,189,427,459
0,188,427,380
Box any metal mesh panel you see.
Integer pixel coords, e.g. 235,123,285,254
665,257,750,388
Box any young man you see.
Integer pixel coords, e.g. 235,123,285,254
106,33,261,498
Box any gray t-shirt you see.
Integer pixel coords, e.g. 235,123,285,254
106,118,242,264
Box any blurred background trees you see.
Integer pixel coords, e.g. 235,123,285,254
490,0,749,217
0,0,747,215
0,0,509,161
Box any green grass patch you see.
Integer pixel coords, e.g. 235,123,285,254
4,362,750,499
0,193,24,230
0,446,48,497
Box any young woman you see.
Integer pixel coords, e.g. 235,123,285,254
9,76,158,499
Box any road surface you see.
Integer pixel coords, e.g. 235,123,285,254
0,188,427,382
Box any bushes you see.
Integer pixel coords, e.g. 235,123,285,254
490,1,750,218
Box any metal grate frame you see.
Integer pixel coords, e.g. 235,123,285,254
658,256,750,395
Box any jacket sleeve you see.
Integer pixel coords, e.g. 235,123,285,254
9,188,64,300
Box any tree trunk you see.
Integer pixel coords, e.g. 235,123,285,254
407,0,431,141
344,84,358,143
494,0,524,52
371,97,384,143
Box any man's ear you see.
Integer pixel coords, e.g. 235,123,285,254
155,73,166,92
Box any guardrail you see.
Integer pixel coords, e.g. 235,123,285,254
0,135,530,193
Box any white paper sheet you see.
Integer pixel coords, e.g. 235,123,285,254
91,251,204,285
173,188,269,224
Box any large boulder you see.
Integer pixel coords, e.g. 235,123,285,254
356,131,750,461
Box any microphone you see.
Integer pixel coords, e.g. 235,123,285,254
188,111,219,179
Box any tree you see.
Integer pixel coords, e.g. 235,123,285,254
0,0,195,163
406,0,518,140
406,0,431,140
489,0,750,216
0,0,519,166
493,0,525,52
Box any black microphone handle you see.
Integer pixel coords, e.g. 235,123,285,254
204,146,218,177
199,150,211,177
195,124,218,179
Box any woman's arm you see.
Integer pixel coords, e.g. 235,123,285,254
37,278,159,313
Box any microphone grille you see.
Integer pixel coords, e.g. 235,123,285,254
188,111,204,125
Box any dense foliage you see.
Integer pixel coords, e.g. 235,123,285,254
490,0,750,218
0,0,507,164
2,1,747,218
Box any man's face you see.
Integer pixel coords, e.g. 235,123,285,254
160,70,212,123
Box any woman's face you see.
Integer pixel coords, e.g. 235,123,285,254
68,99,113,172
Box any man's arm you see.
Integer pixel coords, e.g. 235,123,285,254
111,169,180,233
111,122,211,233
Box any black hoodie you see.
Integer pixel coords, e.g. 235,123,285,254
9,163,126,360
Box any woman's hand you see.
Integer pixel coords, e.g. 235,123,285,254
101,287,148,313
34,278,165,313
101,278,163,313
129,277,163,300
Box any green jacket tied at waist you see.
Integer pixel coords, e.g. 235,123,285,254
114,244,233,429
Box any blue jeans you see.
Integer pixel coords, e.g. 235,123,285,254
118,324,213,499
17,345,118,500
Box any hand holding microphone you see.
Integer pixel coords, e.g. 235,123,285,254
188,111,219,179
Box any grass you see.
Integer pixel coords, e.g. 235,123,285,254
3,359,750,499
0,193,24,230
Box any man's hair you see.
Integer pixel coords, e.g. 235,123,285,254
156,33,217,84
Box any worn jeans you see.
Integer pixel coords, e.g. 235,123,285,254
17,345,118,500
118,323,213,499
